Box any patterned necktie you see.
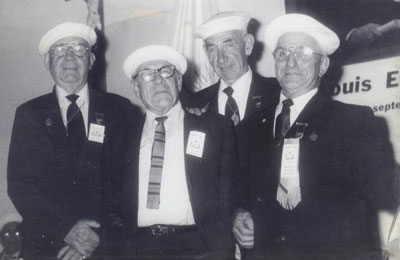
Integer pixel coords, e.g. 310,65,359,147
223,86,240,126
146,116,168,209
66,94,85,141
275,99,294,140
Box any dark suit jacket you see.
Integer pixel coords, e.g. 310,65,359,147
181,73,280,172
240,90,397,257
7,88,138,257
101,109,237,257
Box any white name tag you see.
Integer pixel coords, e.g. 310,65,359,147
186,131,205,158
88,123,105,143
280,138,300,187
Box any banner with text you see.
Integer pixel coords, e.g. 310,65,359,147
332,56,400,163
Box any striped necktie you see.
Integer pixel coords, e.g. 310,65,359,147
146,116,168,209
223,86,240,126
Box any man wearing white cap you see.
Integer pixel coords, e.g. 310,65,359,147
185,11,280,168
7,22,138,259
233,14,397,258
101,45,236,259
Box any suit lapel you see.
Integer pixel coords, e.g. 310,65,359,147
207,82,220,114
44,88,67,147
183,113,195,199
244,73,264,118
287,92,333,140
76,89,106,172
125,115,145,219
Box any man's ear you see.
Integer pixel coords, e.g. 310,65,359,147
176,72,183,92
244,34,255,56
319,56,330,77
132,80,141,98
89,52,96,70
44,54,50,70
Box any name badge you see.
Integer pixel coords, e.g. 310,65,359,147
186,131,205,158
88,123,105,143
280,138,300,185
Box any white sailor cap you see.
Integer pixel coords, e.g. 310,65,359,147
123,45,187,79
195,11,251,39
39,22,97,55
265,13,340,55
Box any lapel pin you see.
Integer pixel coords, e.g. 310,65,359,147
45,118,52,127
309,132,318,141
95,112,104,125
295,122,308,139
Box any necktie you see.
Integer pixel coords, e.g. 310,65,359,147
146,116,167,209
66,94,86,141
275,99,301,210
223,86,240,126
275,99,294,140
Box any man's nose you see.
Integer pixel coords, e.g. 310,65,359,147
286,52,298,68
217,48,228,64
64,47,76,59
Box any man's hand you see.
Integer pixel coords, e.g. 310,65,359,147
186,103,209,116
57,245,85,260
233,209,254,249
63,219,100,258
348,23,383,47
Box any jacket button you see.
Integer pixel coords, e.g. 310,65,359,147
280,235,287,241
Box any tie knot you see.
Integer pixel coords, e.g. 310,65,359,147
155,116,168,123
282,99,294,108
223,86,234,97
66,94,79,103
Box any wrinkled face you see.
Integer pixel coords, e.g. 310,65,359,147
275,32,329,98
45,36,95,94
132,60,182,115
204,30,254,85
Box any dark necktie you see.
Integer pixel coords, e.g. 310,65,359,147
223,86,240,125
66,94,86,142
147,116,168,209
275,99,294,140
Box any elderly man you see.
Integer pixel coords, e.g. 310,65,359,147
101,45,236,259
184,11,280,167
233,14,397,258
7,22,137,260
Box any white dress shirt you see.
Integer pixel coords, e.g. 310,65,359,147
273,88,318,137
138,102,195,227
218,67,252,120
56,85,89,136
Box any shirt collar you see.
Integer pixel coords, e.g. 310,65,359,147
279,87,318,108
145,101,183,127
220,66,252,95
56,84,89,107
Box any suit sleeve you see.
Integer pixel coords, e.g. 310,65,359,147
7,106,77,245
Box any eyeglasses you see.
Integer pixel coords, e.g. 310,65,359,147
134,65,176,82
273,46,323,63
51,44,89,57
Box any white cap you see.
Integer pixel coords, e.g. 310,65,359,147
39,22,97,55
265,13,340,55
195,11,251,39
123,45,187,79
